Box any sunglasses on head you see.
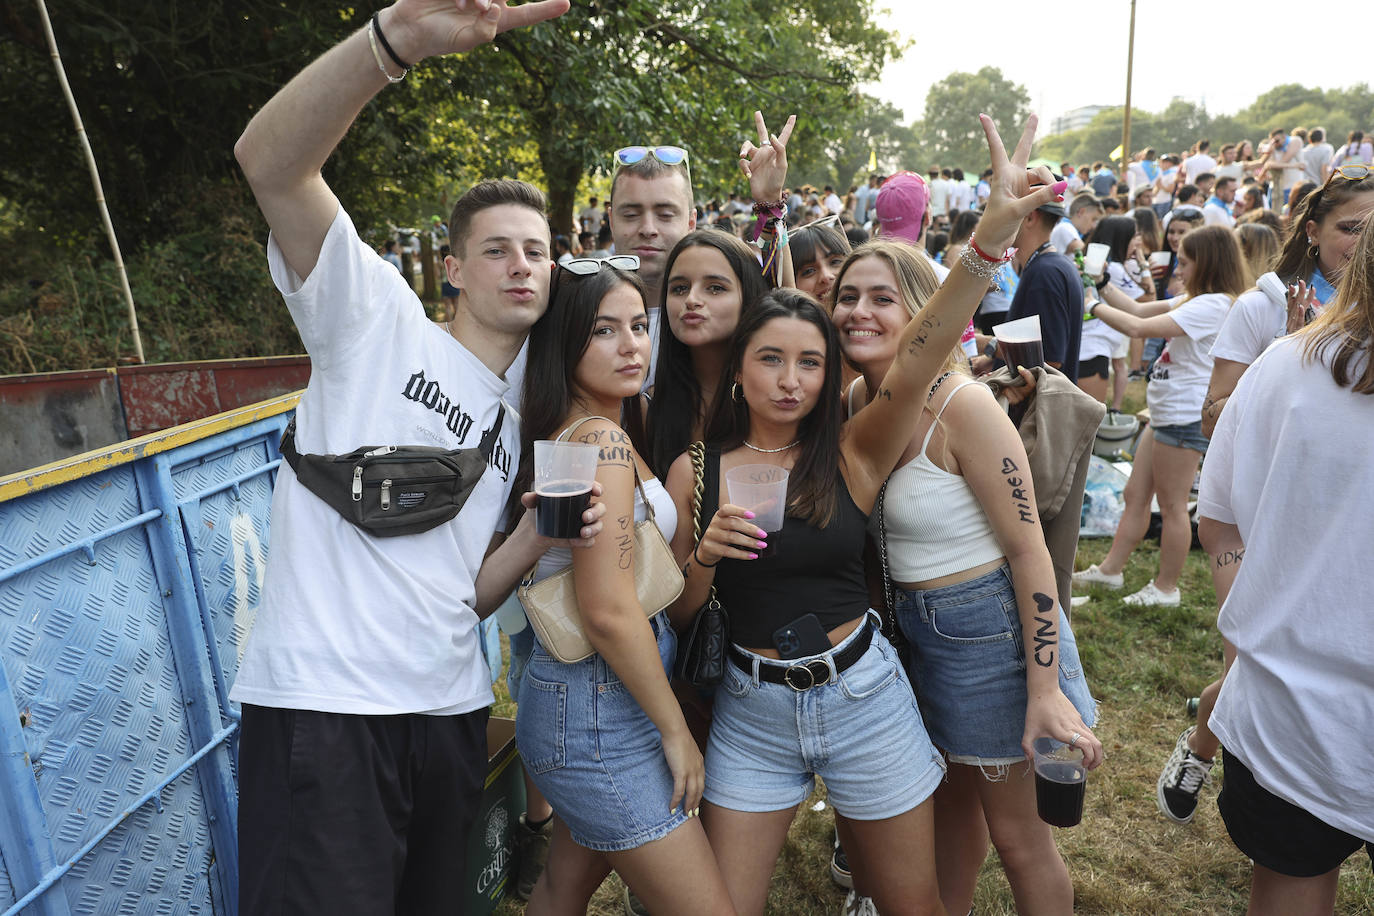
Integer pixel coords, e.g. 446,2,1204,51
796,213,841,232
1306,165,1374,214
551,255,640,295
613,146,689,168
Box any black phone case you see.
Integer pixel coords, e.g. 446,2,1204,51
772,613,831,659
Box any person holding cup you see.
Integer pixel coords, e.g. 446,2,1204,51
509,257,735,914
662,114,1073,916
1074,225,1249,607
835,238,1102,916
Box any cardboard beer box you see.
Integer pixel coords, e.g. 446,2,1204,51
465,717,527,915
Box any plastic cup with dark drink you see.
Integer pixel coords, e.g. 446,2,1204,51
725,464,789,559
1033,736,1087,828
534,440,599,539
992,314,1045,374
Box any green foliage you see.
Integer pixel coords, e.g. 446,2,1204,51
904,67,1031,174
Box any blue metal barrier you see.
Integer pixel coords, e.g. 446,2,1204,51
0,395,299,915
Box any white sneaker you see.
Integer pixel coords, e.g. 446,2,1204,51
1069,595,1092,608
1123,580,1180,606
1071,564,1124,588
841,889,879,916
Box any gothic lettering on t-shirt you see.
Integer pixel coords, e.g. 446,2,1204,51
401,368,513,481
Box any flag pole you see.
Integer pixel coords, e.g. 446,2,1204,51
1121,0,1137,175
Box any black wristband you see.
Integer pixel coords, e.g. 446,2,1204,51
1095,274,1110,290
693,542,719,568
371,12,411,71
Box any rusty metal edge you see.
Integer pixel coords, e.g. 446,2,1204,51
0,391,301,503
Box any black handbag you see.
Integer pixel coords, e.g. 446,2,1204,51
873,481,910,659
675,442,729,688
278,406,504,538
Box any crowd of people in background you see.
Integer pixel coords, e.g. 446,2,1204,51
229,2,1372,913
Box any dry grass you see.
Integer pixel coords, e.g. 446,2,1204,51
493,382,1374,915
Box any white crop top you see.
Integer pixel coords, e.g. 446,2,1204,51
532,474,677,585
878,379,1005,582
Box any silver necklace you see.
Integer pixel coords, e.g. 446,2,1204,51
744,439,799,453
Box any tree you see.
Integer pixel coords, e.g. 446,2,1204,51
787,94,913,190
911,67,1030,174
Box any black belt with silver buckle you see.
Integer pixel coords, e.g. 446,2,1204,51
729,623,873,691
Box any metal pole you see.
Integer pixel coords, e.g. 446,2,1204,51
1122,0,1137,175
34,0,146,364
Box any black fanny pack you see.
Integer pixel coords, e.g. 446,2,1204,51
279,406,505,538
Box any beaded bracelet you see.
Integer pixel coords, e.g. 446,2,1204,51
968,233,1011,264
959,242,1005,281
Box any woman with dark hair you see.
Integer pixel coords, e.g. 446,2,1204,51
1198,223,1374,913
1078,215,1147,407
644,230,773,480
663,115,1071,915
1075,225,1248,607
509,258,734,915
944,209,981,268
1149,167,1374,828
786,216,851,306
836,239,1100,915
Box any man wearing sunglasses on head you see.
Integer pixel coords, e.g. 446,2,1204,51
228,2,599,914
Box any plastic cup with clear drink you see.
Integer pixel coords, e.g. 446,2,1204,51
1083,242,1111,278
725,464,789,559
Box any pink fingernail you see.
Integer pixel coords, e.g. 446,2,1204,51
748,553,758,560
1051,179,1068,195
756,541,767,549
744,511,756,519
756,530,768,539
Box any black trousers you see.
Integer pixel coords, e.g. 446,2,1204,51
238,704,490,915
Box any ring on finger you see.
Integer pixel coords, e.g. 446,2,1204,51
1069,732,1082,749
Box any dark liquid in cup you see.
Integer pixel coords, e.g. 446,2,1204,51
999,338,1045,373
754,535,778,560
536,481,593,539
1035,762,1086,827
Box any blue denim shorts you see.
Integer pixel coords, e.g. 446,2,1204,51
1152,419,1209,454
506,620,535,704
704,615,946,820
895,565,1097,768
515,612,690,852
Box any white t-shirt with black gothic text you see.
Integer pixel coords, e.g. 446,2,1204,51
230,206,520,716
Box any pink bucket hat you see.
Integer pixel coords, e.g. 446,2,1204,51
875,171,930,243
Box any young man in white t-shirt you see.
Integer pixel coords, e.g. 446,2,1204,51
230,3,587,912
1183,139,1217,183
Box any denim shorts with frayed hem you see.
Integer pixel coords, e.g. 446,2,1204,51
1152,419,1210,453
896,565,1097,768
704,615,946,820
516,612,690,852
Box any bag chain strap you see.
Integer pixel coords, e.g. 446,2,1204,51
689,441,717,603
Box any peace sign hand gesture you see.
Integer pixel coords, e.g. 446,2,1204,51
738,111,797,205
974,114,1066,257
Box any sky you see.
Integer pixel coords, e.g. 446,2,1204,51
863,0,1366,132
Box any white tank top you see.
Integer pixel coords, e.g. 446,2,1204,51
879,379,1004,582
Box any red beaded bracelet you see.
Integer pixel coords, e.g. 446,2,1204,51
969,234,1012,263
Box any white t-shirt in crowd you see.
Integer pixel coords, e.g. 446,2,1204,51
1301,142,1334,184
1050,220,1081,255
1144,292,1232,426
824,192,844,215
1202,200,1235,227
928,178,950,216
231,206,520,716
1183,152,1217,183
1199,336,1374,843
579,206,601,233
1080,262,1141,361
1214,161,1244,182
1209,273,1286,365
1126,161,1149,189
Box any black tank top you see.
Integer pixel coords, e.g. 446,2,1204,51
708,451,871,648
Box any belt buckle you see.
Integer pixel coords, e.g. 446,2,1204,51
783,659,830,691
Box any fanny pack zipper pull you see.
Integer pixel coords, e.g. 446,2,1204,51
352,466,363,501
380,478,392,510
364,445,398,458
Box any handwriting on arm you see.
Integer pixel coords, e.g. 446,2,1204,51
1003,456,1036,523
614,515,633,569
1215,548,1244,568
1031,592,1057,668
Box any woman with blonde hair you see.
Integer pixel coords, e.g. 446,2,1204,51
837,238,1101,915
1234,222,1280,286
1074,225,1248,606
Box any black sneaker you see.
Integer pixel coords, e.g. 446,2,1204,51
1157,726,1214,824
830,832,853,889
514,814,552,901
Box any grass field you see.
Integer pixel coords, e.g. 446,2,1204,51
493,384,1374,915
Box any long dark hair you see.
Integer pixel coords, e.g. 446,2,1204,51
702,289,844,527
1088,214,1137,264
645,230,773,478
1272,173,1374,284
512,266,647,506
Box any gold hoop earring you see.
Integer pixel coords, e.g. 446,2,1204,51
731,382,742,401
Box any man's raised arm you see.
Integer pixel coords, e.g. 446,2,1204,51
233,0,569,279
